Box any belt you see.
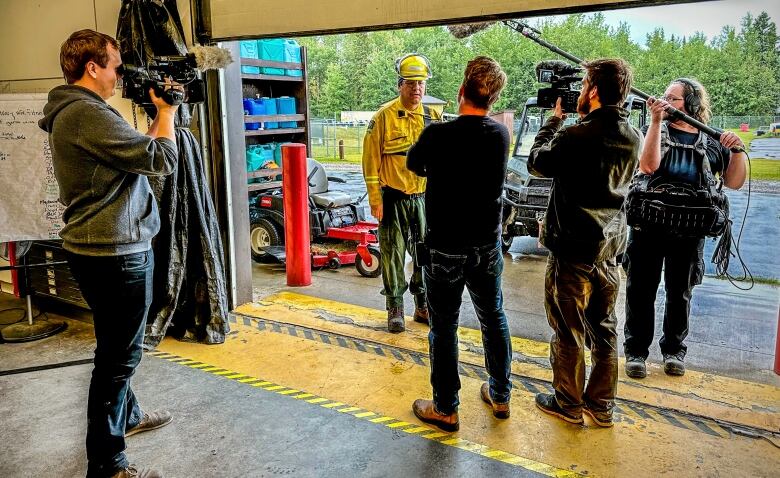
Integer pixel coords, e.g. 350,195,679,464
382,186,423,200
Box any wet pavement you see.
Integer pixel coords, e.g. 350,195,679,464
749,137,780,159
255,162,780,383
326,163,780,282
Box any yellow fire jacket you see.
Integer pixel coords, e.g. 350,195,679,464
362,98,441,208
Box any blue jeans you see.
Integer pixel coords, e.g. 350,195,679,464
67,250,153,477
424,242,512,414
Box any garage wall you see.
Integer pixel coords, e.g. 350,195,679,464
0,0,193,94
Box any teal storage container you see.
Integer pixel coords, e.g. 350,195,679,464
240,40,260,74
276,96,297,128
260,97,278,129
259,39,285,75
274,142,293,163
246,145,271,171
283,39,302,76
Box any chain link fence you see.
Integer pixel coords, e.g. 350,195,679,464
711,116,780,130
310,119,369,162
309,115,780,163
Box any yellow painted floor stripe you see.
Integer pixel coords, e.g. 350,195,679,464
230,313,742,441
154,317,780,476
369,416,395,423
277,389,300,395
306,397,329,404
386,421,412,429
402,426,431,434
243,292,780,433
148,350,579,477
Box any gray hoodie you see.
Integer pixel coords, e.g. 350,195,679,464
39,85,177,256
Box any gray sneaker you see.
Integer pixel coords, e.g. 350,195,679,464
625,355,647,379
387,307,405,333
663,352,686,376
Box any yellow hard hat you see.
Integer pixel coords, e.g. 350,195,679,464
395,53,432,80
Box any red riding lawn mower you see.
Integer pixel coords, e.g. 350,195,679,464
249,158,381,277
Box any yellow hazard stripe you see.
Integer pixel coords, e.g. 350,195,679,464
147,350,583,477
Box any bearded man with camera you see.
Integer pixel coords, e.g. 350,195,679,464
528,58,641,427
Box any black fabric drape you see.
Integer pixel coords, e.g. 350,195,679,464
117,0,229,347
146,126,229,347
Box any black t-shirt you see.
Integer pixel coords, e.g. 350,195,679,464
407,115,510,250
643,124,730,184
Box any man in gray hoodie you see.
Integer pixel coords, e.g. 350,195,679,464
39,29,179,478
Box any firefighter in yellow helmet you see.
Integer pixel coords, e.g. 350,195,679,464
362,53,442,333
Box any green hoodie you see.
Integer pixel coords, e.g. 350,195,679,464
38,85,177,256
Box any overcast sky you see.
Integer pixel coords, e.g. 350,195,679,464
533,0,779,46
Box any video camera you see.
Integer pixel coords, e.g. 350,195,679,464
119,56,204,106
118,45,233,106
535,60,583,114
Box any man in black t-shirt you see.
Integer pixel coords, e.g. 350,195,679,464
623,78,747,379
407,56,511,432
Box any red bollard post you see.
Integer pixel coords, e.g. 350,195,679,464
282,144,311,286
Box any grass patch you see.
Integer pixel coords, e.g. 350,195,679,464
748,158,780,181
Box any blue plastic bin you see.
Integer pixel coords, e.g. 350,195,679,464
276,96,297,128
260,97,278,129
243,98,265,130
259,39,286,75
240,40,260,74
283,40,302,77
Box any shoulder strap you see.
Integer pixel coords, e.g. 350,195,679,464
422,105,437,126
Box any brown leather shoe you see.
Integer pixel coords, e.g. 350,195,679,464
111,465,162,478
412,399,459,432
126,410,173,437
413,306,429,325
480,383,510,419
387,307,405,333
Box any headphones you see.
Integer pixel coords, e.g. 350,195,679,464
674,78,701,117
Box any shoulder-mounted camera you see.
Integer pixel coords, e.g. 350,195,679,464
535,60,582,113
119,55,204,106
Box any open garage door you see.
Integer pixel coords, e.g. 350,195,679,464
204,0,671,41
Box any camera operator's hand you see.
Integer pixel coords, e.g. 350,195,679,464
147,78,182,143
646,96,670,124
553,97,567,121
149,78,183,113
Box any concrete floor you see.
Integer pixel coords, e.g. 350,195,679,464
1,246,779,477
2,290,778,477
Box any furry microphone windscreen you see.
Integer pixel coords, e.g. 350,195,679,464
189,45,234,70
447,21,497,39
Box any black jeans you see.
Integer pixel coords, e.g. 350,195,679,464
67,250,153,477
544,254,620,414
425,242,512,414
623,230,705,359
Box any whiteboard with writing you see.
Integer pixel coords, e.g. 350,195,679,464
0,93,66,242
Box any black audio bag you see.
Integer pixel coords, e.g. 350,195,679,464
627,128,729,238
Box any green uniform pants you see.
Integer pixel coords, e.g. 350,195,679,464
379,190,426,310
